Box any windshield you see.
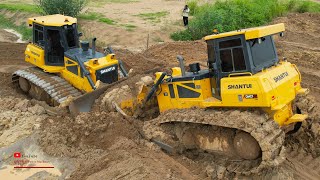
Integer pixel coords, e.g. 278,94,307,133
64,24,77,48
249,36,277,67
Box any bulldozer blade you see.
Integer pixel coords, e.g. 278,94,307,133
69,78,128,116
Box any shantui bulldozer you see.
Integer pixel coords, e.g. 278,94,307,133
113,23,310,174
12,14,127,110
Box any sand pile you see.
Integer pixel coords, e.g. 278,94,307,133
0,97,47,147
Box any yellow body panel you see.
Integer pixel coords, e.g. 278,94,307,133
25,44,64,72
60,57,91,92
204,23,285,40
154,61,307,126
28,14,77,27
84,54,119,82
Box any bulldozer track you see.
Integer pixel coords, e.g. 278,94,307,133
285,148,320,180
12,67,82,105
144,108,286,175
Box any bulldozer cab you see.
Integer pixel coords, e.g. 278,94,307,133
28,14,79,66
205,24,284,98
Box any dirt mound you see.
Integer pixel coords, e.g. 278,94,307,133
0,29,19,43
114,40,207,75
0,42,30,97
0,42,28,67
39,105,197,179
146,40,207,67
0,97,47,147
40,112,139,156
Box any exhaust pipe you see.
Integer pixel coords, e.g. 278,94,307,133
177,55,186,76
92,37,97,58
145,72,166,102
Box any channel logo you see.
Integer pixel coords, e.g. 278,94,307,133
13,152,21,158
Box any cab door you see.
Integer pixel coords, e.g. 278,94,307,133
214,35,249,99
207,40,221,99
45,27,65,66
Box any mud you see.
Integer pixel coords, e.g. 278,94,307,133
0,29,19,43
0,13,319,179
143,108,287,177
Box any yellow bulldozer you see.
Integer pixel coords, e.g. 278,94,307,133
12,14,127,110
113,23,309,174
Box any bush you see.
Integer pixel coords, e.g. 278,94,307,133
296,1,320,13
187,0,199,16
297,2,311,13
171,0,320,41
34,0,88,17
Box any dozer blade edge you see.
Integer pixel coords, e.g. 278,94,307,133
69,78,128,116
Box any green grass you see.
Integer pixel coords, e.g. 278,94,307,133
78,12,100,20
0,14,32,40
79,12,116,25
120,24,137,31
99,17,115,25
137,11,169,23
0,3,42,13
291,0,320,13
172,0,320,41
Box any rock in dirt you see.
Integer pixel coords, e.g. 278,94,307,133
28,104,46,115
101,76,153,111
14,99,30,112
101,85,133,111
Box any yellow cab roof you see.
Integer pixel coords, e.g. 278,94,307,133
204,23,285,41
28,14,77,27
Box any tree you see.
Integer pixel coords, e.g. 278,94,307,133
34,0,87,17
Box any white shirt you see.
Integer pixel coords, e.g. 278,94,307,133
183,8,190,17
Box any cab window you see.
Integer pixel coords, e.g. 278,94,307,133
34,24,44,48
64,25,77,48
219,38,246,72
66,60,78,75
249,36,277,67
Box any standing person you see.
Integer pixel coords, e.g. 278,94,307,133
182,5,190,26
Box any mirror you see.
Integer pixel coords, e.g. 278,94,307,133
78,32,83,37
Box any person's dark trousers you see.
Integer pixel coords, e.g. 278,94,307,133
183,16,188,26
